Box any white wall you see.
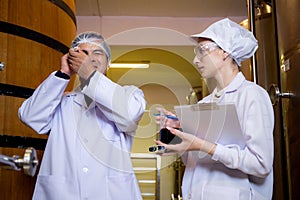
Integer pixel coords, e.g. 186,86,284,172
76,16,246,44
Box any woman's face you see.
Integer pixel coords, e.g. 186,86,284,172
193,40,223,79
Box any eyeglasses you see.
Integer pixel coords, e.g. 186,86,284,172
194,42,219,59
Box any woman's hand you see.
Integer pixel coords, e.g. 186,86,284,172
154,107,180,129
155,127,216,155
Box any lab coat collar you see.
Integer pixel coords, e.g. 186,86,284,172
212,72,246,97
224,72,246,94
72,87,96,109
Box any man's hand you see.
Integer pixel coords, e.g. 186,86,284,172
60,54,74,76
67,47,95,80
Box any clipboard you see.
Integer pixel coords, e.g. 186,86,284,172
174,103,245,148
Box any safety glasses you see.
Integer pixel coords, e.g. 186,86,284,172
194,42,219,59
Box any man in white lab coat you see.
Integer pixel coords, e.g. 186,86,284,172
19,32,146,200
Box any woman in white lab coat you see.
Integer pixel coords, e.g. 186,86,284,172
156,18,274,200
19,32,146,200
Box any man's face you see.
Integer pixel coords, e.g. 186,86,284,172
78,42,109,74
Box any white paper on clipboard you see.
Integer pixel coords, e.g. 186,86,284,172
174,103,245,148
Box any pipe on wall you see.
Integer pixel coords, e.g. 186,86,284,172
247,0,258,83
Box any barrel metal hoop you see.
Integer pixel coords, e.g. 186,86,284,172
0,135,47,150
0,21,69,54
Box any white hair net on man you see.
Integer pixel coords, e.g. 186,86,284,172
191,18,258,66
71,31,111,62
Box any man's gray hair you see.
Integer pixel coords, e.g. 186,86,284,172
71,31,111,62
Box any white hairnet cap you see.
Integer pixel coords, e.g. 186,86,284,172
191,18,258,66
71,31,111,62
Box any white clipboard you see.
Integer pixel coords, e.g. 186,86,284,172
174,103,245,148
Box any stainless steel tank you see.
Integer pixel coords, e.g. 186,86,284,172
253,0,300,199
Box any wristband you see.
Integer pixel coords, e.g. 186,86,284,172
55,70,70,80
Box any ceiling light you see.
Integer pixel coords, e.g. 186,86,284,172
109,63,149,68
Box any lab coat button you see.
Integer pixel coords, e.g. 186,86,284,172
188,193,192,199
82,167,88,173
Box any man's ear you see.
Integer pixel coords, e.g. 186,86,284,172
104,64,110,75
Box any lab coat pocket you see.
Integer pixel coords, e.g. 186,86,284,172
200,185,250,200
106,174,142,200
33,175,77,200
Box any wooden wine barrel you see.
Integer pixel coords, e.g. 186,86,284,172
0,0,76,199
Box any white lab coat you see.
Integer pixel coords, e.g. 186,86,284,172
181,72,274,200
19,71,146,200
